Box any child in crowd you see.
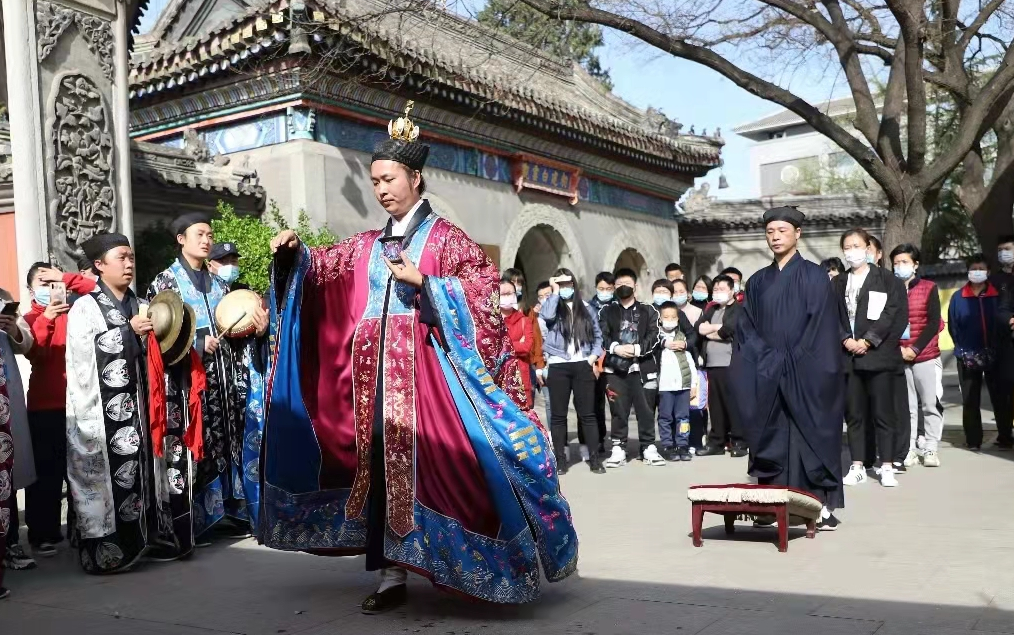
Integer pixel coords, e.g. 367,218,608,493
655,301,699,461
651,279,673,307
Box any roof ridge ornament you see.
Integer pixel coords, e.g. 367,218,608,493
388,100,420,142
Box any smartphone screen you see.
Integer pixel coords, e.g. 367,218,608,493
0,302,18,316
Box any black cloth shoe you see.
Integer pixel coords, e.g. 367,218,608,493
730,445,749,458
696,445,725,457
0,587,10,600
993,440,1013,450
361,584,407,614
677,446,693,461
589,461,606,474
660,446,678,462
557,462,569,476
817,514,841,531
892,462,907,473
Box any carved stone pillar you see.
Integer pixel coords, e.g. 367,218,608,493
27,0,131,270
2,0,50,290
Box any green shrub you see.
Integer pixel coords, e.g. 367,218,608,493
135,200,339,295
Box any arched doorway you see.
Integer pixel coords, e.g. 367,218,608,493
513,225,575,306
614,248,650,301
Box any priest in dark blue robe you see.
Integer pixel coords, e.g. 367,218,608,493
731,206,845,528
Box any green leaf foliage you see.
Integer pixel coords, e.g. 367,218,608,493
135,200,339,295
477,0,612,89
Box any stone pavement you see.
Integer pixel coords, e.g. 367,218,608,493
4,374,1014,635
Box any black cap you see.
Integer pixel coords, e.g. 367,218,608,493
762,206,805,228
371,138,429,171
208,242,240,261
82,232,130,262
171,212,212,237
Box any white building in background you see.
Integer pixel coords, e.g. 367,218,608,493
733,97,877,197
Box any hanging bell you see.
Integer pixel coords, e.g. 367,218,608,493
718,174,729,189
288,26,311,55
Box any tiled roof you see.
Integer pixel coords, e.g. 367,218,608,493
677,193,887,230
128,0,722,171
131,140,266,202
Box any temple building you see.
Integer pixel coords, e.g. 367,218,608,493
125,0,723,298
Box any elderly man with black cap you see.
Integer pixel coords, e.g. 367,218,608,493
729,207,846,530
267,101,576,613
148,214,267,544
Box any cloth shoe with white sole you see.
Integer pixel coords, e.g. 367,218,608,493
843,464,867,486
641,444,667,466
903,449,920,467
604,444,627,468
921,450,940,467
880,465,898,487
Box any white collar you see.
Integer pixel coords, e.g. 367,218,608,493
390,199,425,237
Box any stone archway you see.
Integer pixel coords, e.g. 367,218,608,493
603,230,660,293
501,203,588,286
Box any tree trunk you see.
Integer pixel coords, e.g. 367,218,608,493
883,193,929,254
969,175,1014,261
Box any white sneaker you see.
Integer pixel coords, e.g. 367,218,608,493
604,445,627,468
903,450,920,467
843,464,867,486
880,465,898,487
641,444,666,466
921,450,940,467
579,445,591,463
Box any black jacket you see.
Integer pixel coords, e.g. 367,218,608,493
834,265,906,372
696,300,741,367
599,301,662,378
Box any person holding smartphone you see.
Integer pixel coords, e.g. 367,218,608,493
20,263,96,560
539,269,606,474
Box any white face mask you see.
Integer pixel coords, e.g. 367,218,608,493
712,292,731,305
217,264,240,284
893,264,914,280
662,320,679,331
844,248,868,267
999,249,1014,265
499,295,518,310
968,270,988,284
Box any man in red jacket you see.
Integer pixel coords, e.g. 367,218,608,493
22,262,96,557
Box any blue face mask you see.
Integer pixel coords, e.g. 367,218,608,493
692,290,708,302
559,287,575,300
653,294,670,306
515,286,524,298
596,291,613,303
217,264,240,284
866,253,876,265
33,286,51,307
673,293,688,306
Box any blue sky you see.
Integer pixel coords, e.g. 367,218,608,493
596,30,847,200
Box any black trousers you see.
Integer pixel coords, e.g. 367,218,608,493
689,408,708,450
892,372,911,463
957,364,1014,448
25,409,70,546
706,366,743,448
607,372,658,454
547,361,600,464
581,372,609,451
846,368,897,465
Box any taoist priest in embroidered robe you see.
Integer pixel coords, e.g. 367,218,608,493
65,233,171,573
265,103,578,614
730,207,846,529
148,214,265,538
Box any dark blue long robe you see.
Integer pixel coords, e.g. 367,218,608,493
731,252,845,509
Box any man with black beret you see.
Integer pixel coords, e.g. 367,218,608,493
729,206,846,530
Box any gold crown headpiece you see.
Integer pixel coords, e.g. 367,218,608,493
388,100,421,142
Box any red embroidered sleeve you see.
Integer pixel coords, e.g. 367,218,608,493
437,224,529,410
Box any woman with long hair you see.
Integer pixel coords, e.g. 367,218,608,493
538,268,605,474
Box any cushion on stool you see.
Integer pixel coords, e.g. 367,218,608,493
687,484,822,519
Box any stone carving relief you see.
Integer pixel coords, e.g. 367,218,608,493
36,1,115,82
183,128,213,162
47,73,116,264
679,182,712,214
36,1,76,61
642,107,682,138
287,107,317,140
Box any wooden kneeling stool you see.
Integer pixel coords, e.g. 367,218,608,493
687,484,823,553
